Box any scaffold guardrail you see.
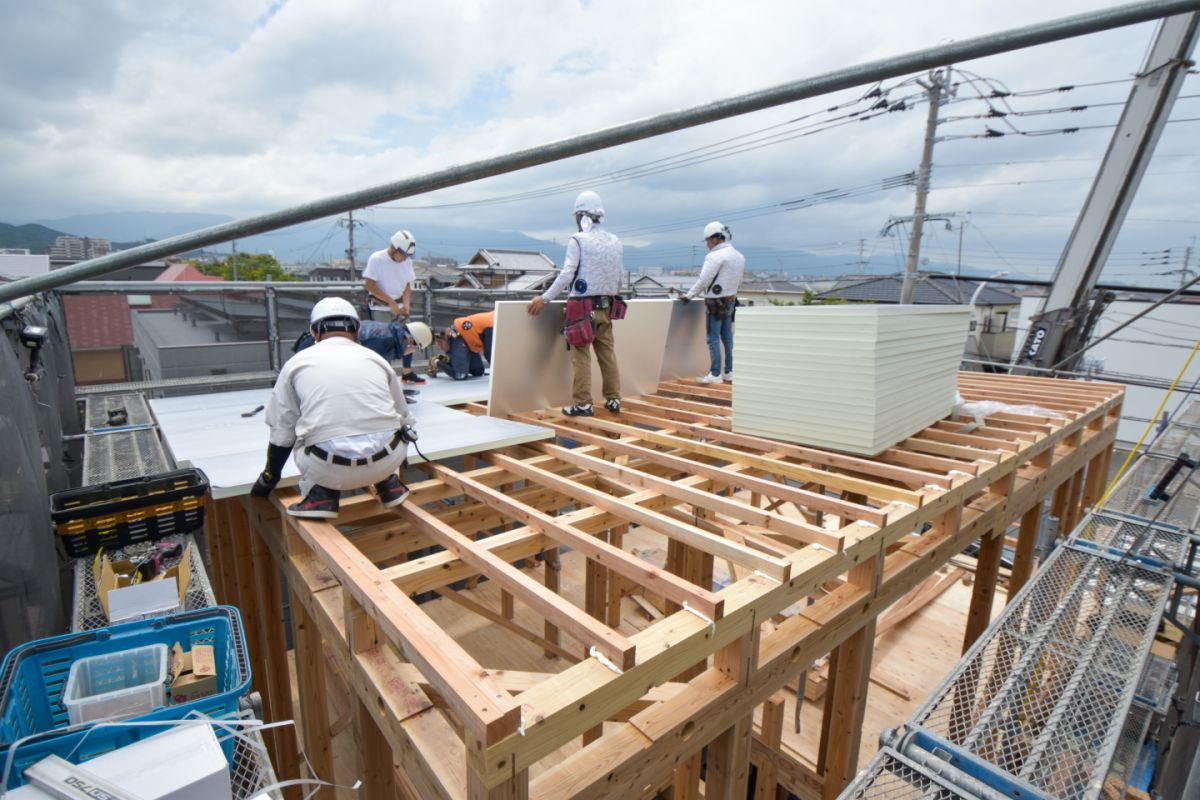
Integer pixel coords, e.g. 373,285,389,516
842,401,1199,800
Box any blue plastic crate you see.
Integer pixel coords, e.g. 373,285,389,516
0,606,251,788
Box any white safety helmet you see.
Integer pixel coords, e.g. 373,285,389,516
309,297,360,334
573,191,604,217
405,320,432,348
390,229,417,255
703,221,730,241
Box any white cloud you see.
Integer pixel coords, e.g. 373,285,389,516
1,0,1196,281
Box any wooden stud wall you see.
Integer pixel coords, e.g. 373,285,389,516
210,372,1122,800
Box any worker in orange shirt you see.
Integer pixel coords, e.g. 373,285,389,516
431,310,494,380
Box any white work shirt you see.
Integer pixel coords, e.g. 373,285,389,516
541,226,625,300
362,249,416,310
266,336,414,449
686,242,745,299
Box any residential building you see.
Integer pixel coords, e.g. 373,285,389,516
48,235,112,261
816,272,1022,364
0,253,50,280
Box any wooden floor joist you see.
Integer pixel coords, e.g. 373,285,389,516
208,371,1122,800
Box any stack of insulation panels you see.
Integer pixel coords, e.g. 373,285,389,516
732,305,971,455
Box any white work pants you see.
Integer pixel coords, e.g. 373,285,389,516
294,444,407,497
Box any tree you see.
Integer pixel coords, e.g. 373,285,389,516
193,253,298,281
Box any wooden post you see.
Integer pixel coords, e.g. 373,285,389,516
202,494,228,601
963,529,1004,652
245,501,300,787
1061,468,1086,534
753,695,786,800
543,546,561,658
290,592,335,790
1080,447,1109,515
468,771,529,800
706,631,758,798
1007,504,1042,601
356,698,395,800
673,752,702,800
820,559,879,800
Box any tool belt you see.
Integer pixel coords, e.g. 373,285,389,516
705,296,734,320
305,429,405,467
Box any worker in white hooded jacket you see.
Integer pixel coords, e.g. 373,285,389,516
528,190,625,417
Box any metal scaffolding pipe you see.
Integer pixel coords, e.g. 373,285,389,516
1,0,1196,307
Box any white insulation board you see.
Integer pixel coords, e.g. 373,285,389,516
151,386,549,499
732,305,970,455
488,299,673,418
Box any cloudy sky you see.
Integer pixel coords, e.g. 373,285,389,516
2,1,1197,282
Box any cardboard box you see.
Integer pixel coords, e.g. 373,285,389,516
93,549,191,623
10,723,232,800
168,642,217,705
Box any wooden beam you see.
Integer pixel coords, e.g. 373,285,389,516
538,441,845,550
429,462,725,620
282,501,522,746
485,451,792,581
398,501,637,671
517,413,886,527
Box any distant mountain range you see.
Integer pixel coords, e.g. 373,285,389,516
1,210,1023,280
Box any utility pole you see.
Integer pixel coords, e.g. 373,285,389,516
956,219,967,277
338,212,365,281
900,67,950,304
856,238,866,274
1182,244,1193,290
231,240,239,282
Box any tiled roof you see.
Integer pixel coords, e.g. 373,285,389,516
155,263,223,282
818,274,1020,306
465,249,557,272
64,295,134,348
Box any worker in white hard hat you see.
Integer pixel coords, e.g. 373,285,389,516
362,229,425,384
292,318,433,363
527,190,625,417
681,221,745,384
253,297,416,519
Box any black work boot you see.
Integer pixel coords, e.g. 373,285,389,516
374,474,411,508
287,485,341,519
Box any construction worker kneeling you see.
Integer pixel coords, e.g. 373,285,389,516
431,310,494,380
252,297,416,519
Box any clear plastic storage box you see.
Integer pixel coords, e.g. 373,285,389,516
62,644,168,726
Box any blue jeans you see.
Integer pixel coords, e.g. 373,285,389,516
706,313,733,376
440,334,488,380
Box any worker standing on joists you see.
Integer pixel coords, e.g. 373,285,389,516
527,190,626,417
682,221,744,384
363,229,426,384
252,297,416,518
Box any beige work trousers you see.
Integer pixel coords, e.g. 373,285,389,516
570,307,620,405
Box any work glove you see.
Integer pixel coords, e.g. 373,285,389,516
679,295,691,305
251,443,292,497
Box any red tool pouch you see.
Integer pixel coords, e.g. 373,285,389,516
563,298,595,347
609,296,628,320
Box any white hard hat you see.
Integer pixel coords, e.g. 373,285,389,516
703,221,730,241
405,321,432,348
573,191,604,216
309,297,359,330
390,230,417,255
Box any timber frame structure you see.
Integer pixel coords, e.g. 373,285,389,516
205,371,1122,800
